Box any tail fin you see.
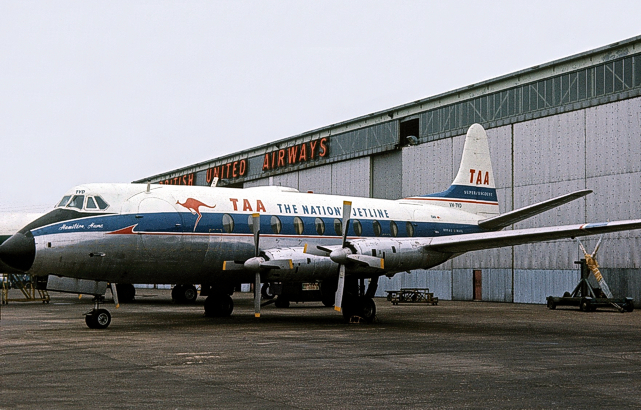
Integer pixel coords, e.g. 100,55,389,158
404,123,499,218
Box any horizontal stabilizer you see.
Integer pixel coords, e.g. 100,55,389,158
478,190,592,230
428,219,641,254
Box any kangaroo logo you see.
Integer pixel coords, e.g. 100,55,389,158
176,198,216,231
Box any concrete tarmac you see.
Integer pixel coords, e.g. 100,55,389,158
1,289,640,409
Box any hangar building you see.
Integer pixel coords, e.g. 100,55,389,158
137,36,641,305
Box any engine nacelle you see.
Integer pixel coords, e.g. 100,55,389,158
260,247,338,282
346,237,451,275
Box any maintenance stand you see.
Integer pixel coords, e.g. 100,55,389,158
546,259,633,312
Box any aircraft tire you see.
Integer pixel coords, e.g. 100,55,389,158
204,294,234,317
261,283,275,300
321,296,334,307
85,309,111,329
182,285,198,303
341,296,376,323
359,297,376,323
116,284,135,303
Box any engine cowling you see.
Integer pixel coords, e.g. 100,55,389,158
260,247,338,282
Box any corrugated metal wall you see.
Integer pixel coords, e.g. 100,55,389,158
372,151,402,200
379,97,641,305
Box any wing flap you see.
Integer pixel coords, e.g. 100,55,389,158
427,219,641,254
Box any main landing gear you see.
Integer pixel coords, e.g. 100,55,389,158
203,293,234,317
172,284,198,304
340,276,379,323
85,295,111,329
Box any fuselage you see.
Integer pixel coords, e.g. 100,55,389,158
14,183,490,285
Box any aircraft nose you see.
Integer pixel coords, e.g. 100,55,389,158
0,231,36,271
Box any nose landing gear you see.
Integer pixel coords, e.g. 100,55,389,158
84,295,112,329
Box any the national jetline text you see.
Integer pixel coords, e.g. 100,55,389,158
227,198,390,218
276,203,390,219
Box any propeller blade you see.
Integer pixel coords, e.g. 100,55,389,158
110,283,120,309
592,235,604,257
252,213,261,258
260,259,294,270
341,201,352,247
334,264,346,312
254,272,261,318
577,238,588,257
346,254,385,269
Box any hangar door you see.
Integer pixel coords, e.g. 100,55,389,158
371,151,402,200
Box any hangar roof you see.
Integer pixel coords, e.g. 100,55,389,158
136,35,641,186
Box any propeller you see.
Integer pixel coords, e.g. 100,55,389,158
222,213,294,318
303,200,384,313
333,201,352,312
577,236,613,298
577,236,625,312
251,213,261,317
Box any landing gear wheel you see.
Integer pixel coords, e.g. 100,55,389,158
342,296,376,323
547,298,556,310
116,284,135,303
625,302,634,312
261,283,275,300
321,295,335,307
172,285,198,304
182,285,198,303
85,309,111,329
274,297,290,308
204,294,234,317
359,297,377,322
320,281,336,307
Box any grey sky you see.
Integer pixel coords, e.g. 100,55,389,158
1,0,640,212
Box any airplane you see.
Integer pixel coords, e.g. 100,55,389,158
1,123,640,329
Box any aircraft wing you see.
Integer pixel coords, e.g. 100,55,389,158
426,219,641,254
477,189,592,230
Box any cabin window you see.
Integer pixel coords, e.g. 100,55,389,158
406,221,415,237
390,221,398,237
353,220,362,236
293,216,304,235
270,216,282,234
67,195,85,210
315,218,325,235
222,214,234,233
94,196,109,210
372,220,382,236
334,219,342,236
86,197,98,209
57,195,71,207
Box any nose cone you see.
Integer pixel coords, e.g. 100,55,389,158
0,231,36,271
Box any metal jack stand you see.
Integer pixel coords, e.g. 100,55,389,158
546,258,633,312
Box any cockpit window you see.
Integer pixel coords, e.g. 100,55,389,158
94,196,109,210
57,195,72,207
86,197,97,209
67,195,85,210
